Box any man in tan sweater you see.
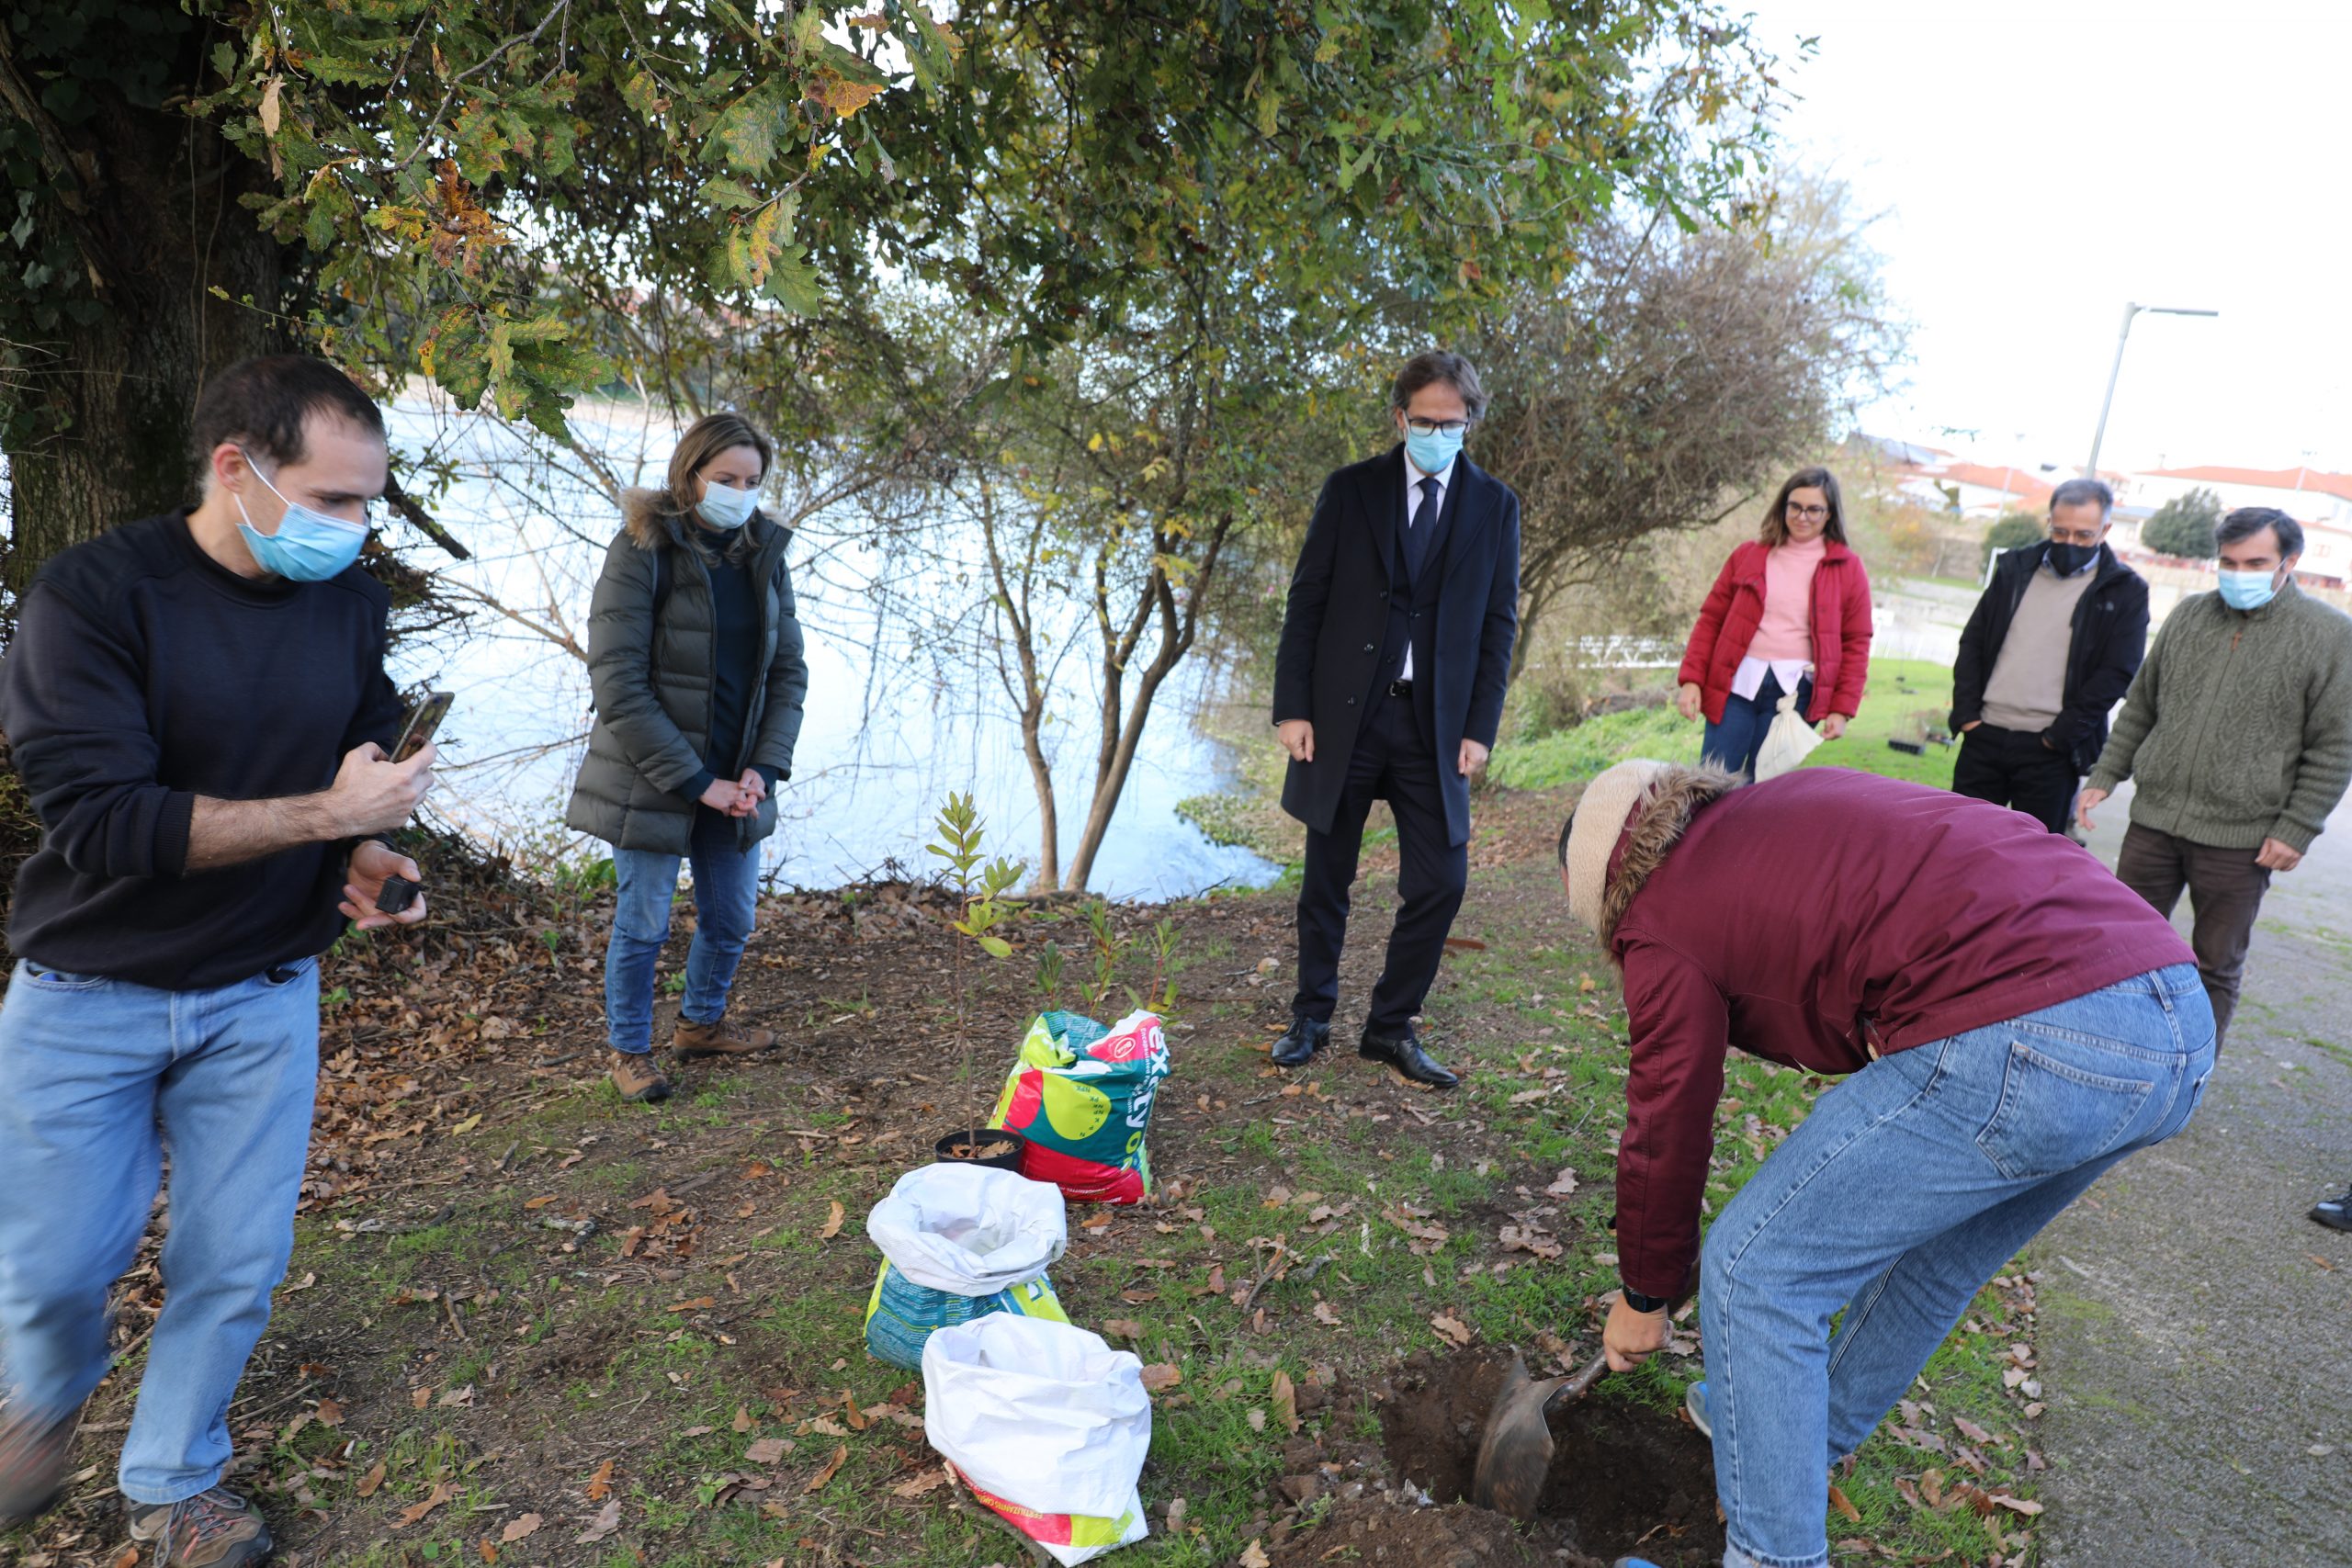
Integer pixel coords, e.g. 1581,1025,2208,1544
1950,478,2150,831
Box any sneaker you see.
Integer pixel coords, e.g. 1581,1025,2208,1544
609,1050,672,1102
0,1402,81,1527
1684,1380,1713,1438
671,1016,775,1058
125,1485,272,1567
2312,1188,2352,1233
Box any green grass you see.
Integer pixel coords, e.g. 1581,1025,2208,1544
1490,705,1702,788
1492,657,1962,793
1799,657,1962,788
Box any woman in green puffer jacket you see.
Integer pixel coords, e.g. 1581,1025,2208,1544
565,412,808,1104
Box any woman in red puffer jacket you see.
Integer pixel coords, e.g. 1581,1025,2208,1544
1675,467,1872,776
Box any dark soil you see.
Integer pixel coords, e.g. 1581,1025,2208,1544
1268,1347,1723,1568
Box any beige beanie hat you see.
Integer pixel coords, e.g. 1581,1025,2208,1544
1565,759,1670,933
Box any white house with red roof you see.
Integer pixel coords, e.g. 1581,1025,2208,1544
2114,466,2352,587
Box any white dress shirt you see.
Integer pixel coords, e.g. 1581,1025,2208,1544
1398,454,1454,681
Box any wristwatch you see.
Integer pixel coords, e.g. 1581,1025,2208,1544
1620,1286,1671,1314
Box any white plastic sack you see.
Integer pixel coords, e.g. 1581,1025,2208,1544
1754,684,1824,781
923,1314,1151,1524
865,1162,1067,1295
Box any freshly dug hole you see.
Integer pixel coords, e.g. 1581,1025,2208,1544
1380,1348,1726,1568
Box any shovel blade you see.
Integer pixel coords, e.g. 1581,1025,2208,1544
1469,1351,1561,1521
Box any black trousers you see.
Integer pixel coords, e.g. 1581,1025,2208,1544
1951,723,2079,833
1291,690,1469,1034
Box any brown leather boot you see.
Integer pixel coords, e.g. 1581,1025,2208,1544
672,1015,776,1058
0,1401,80,1528
609,1050,672,1102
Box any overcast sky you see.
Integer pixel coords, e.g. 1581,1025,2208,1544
1740,0,2346,475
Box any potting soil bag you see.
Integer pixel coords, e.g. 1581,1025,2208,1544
862,1163,1070,1370
989,1009,1170,1204
922,1315,1151,1565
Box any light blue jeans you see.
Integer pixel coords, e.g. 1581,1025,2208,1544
1698,964,2213,1568
604,807,761,1054
0,956,321,1506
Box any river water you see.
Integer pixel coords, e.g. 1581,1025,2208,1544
380,403,1278,900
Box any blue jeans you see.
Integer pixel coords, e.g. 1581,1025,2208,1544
1698,964,2213,1568
0,957,321,1506
605,807,762,1053
1702,671,1813,780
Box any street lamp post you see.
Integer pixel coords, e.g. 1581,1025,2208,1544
2084,302,2219,478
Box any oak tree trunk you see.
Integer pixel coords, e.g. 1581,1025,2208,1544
4,29,292,597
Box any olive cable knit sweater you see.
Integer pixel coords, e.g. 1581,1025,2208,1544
2087,581,2352,852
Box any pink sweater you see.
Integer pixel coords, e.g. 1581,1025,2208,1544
1749,535,1826,661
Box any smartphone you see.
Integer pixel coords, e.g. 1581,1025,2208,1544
392,691,454,763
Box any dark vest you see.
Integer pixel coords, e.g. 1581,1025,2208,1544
1370,472,1459,741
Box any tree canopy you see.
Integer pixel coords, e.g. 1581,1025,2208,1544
2141,487,2222,559
2,0,1797,583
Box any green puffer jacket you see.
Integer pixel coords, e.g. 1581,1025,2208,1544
564,489,808,855
2087,581,2352,852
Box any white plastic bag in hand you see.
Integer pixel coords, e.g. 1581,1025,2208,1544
1754,685,1824,781
922,1314,1150,1522
865,1162,1068,1296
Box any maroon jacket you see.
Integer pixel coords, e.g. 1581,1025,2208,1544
1605,769,2194,1299
1677,539,1872,725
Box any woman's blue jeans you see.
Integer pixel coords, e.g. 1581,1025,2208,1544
1702,671,1813,780
1698,964,2214,1568
0,957,320,1506
604,807,762,1054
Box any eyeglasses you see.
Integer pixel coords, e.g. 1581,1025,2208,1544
1404,418,1473,437
1786,503,1831,520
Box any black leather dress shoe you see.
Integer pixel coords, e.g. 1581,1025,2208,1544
2312,1188,2352,1233
1359,1025,1459,1089
1272,1017,1329,1068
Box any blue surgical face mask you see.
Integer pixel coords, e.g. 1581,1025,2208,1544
2217,569,2281,611
233,450,369,581
1403,425,1463,476
695,481,758,530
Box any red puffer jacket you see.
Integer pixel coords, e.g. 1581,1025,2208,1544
1677,539,1873,724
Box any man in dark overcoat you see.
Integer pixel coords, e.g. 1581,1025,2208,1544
1270,350,1521,1087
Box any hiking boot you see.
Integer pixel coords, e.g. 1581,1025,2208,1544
609,1050,672,1102
0,1402,81,1527
125,1485,272,1567
1684,1379,1713,1439
2312,1187,2352,1233
671,1015,775,1058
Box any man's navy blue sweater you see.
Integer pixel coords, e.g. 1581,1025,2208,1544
0,511,402,988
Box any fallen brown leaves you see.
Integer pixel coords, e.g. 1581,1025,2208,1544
802,1444,848,1493
396,1483,455,1529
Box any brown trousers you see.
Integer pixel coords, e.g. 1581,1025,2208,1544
2113,821,2272,1048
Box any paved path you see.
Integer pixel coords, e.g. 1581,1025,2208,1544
2037,783,2352,1565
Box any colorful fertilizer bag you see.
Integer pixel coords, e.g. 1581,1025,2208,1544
861,1163,1070,1370
923,1315,1151,1566
989,1010,1170,1204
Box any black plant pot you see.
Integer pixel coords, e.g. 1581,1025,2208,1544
933,1126,1027,1172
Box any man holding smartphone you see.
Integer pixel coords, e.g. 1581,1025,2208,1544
0,355,432,1567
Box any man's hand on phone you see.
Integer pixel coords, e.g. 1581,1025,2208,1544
341,840,428,931
328,741,435,836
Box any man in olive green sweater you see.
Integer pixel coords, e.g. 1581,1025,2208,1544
2079,507,2352,1047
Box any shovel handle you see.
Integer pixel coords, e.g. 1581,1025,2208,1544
1541,1350,1611,1416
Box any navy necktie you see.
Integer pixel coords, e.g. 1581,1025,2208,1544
1406,476,1440,583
